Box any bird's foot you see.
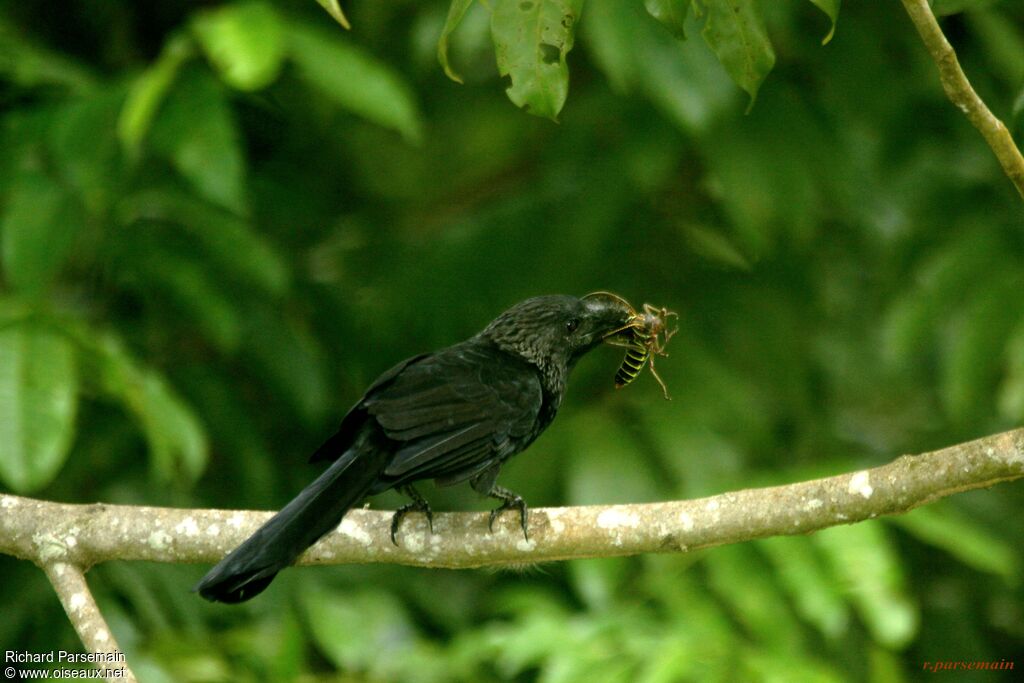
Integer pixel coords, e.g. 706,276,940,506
487,485,529,540
390,486,434,546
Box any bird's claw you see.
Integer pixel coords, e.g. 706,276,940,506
487,495,529,541
390,489,434,546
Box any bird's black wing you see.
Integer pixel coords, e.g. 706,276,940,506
365,343,543,488
309,353,430,463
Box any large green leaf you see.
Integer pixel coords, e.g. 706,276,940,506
0,323,78,492
696,0,775,107
192,1,285,91
286,21,423,143
149,66,248,215
0,172,83,295
491,0,584,120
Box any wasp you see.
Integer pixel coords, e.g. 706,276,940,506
587,292,678,400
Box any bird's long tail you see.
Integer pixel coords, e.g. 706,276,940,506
194,442,387,603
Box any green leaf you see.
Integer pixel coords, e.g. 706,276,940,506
315,0,351,29
584,0,737,134
0,14,95,91
807,0,840,45
49,89,126,215
705,544,804,652
696,0,776,108
149,66,248,215
286,21,423,143
644,0,690,39
997,322,1024,421
1,172,83,295
964,8,1024,89
815,523,918,648
118,33,193,158
117,188,289,297
889,504,1019,581
240,303,329,425
0,323,78,492
192,1,285,91
301,585,417,673
682,223,752,270
931,0,1003,16
491,0,584,120
757,536,849,640
438,0,477,83
940,271,1024,424
137,249,244,353
72,328,208,483
881,230,1003,366
564,411,664,505
136,371,209,482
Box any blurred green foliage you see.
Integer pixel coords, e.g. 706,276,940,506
1,0,1023,680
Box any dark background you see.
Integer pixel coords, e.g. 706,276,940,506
1,0,1023,680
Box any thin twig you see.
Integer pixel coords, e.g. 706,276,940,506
901,0,1024,199
41,562,137,683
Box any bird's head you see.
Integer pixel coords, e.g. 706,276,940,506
480,293,637,388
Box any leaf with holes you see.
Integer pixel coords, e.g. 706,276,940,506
491,0,584,120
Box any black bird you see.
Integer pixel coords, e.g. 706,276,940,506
195,293,635,603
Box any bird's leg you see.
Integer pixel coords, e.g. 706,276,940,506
390,485,434,546
486,485,529,540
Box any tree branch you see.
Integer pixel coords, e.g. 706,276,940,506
2,428,1022,673
41,562,137,683
900,0,1024,200
0,428,1019,571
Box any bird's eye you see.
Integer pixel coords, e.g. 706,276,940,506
566,318,580,334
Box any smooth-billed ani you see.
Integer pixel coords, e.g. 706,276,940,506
195,293,634,603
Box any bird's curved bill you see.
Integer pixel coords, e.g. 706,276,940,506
581,291,642,343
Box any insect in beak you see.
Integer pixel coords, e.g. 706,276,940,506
607,302,678,400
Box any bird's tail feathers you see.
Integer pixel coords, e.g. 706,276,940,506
195,443,387,603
